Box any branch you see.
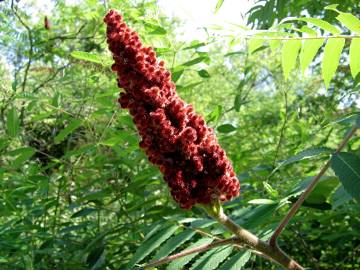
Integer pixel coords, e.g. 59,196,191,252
203,201,304,270
269,124,358,246
32,64,70,93
142,237,240,269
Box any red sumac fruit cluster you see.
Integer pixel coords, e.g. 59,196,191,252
104,10,240,209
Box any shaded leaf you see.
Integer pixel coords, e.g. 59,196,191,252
10,147,35,168
331,152,360,203
167,238,213,270
71,208,97,218
217,124,237,133
172,69,184,83
272,147,333,174
152,230,195,260
190,246,233,270
332,185,353,209
322,38,345,89
218,251,251,270
127,225,178,269
197,69,210,78
54,118,82,144
86,246,105,269
6,107,20,137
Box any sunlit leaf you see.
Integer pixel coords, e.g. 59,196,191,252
181,57,208,67
247,38,264,54
325,5,360,34
71,51,103,65
300,39,323,74
281,39,301,79
248,199,277,205
144,22,167,35
268,39,281,51
295,17,341,34
206,105,222,124
215,0,225,13
321,38,345,89
350,38,360,79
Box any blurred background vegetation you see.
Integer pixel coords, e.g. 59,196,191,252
0,0,359,269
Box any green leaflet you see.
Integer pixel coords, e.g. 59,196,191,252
215,0,225,13
331,152,360,203
321,38,345,89
296,17,341,35
281,39,301,80
206,105,222,124
54,118,82,144
325,5,360,34
126,224,178,269
248,38,264,54
217,124,237,133
167,238,213,270
218,251,251,270
197,69,211,78
9,147,35,169
190,246,233,270
300,39,324,74
268,39,281,52
349,38,360,79
71,51,103,65
152,230,196,260
6,107,20,137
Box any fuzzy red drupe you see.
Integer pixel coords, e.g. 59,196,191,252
104,10,239,209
